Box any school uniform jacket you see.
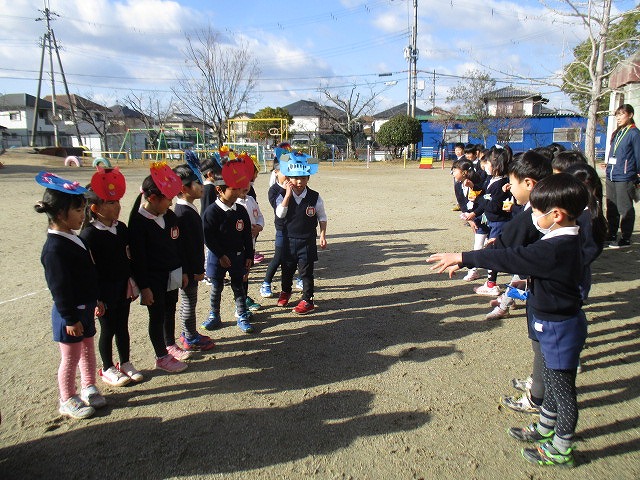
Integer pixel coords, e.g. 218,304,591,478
606,125,640,182
128,209,182,291
463,228,583,321
79,221,131,308
477,177,511,223
41,233,99,327
174,201,205,279
202,201,254,260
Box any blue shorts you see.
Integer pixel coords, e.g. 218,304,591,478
529,311,587,370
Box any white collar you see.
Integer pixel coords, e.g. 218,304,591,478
215,198,236,211
177,198,198,213
293,188,308,200
138,206,165,228
48,229,87,250
542,225,580,240
91,218,118,235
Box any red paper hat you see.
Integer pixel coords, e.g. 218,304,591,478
90,167,126,201
150,161,182,198
221,153,254,189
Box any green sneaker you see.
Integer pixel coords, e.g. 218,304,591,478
246,296,261,312
508,423,554,443
521,441,575,467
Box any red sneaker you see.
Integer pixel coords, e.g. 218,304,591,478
277,291,291,307
293,300,315,315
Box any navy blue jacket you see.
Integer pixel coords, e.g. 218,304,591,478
174,203,205,279
203,202,253,260
606,125,640,182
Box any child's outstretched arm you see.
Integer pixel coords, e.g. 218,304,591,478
319,220,327,249
426,253,463,277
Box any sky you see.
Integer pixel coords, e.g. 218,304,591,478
0,0,637,115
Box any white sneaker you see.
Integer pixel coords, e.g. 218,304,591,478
511,376,533,392
485,305,509,320
463,269,481,281
80,385,107,408
474,282,501,296
59,395,95,419
99,366,130,387
117,361,144,382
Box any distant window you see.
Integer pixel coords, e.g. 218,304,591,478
443,129,469,143
9,112,21,121
94,113,104,122
38,110,47,119
553,128,581,143
497,128,523,143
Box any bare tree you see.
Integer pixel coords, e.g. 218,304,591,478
124,92,174,148
446,69,496,144
317,84,385,159
73,95,110,151
172,27,260,146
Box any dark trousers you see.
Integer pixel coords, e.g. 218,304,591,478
208,252,247,317
605,179,635,240
98,301,131,370
146,288,178,358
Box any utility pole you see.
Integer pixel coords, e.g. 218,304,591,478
31,1,82,147
404,0,419,117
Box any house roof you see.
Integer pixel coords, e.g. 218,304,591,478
483,86,546,102
166,112,202,123
0,93,53,110
284,100,343,118
609,50,640,90
374,102,429,118
107,104,145,119
44,94,110,112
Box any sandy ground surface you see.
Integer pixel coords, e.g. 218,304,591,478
0,150,638,480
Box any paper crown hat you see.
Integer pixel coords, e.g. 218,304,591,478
35,171,88,195
150,161,182,198
279,152,319,176
221,152,254,189
90,167,126,201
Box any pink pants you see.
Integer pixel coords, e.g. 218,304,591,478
58,338,96,402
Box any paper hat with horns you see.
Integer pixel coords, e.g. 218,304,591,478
274,142,292,162
90,167,126,201
35,171,88,194
150,161,182,198
279,152,319,176
184,150,203,184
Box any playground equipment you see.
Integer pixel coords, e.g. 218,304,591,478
118,128,207,161
64,155,81,167
92,157,111,168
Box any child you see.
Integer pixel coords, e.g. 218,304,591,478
81,167,143,387
128,163,190,373
201,151,255,333
428,173,589,467
274,152,328,314
247,157,265,264
35,172,106,419
173,162,215,351
551,150,587,174
236,180,265,313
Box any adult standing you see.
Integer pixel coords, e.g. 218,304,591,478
602,104,640,248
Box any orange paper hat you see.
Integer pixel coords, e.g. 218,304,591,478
150,161,182,198
90,167,126,201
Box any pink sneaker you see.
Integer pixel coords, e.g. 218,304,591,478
155,354,187,373
166,344,192,361
474,282,501,296
254,253,265,264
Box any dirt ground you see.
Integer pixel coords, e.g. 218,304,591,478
0,150,638,480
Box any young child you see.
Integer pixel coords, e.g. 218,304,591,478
173,162,215,351
274,152,328,314
128,163,190,373
35,172,106,419
81,167,143,387
201,150,255,333
428,173,589,467
236,179,265,313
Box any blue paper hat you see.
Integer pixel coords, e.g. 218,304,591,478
280,152,319,176
35,171,88,194
184,150,203,184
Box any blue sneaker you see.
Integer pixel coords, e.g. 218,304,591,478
294,277,304,291
237,313,254,333
246,296,261,312
201,311,222,330
234,308,254,319
259,282,273,298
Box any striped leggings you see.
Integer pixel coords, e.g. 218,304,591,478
179,281,198,339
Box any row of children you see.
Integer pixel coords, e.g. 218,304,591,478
36,147,327,420
430,140,612,467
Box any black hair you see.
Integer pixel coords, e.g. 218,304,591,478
564,163,608,245
508,150,552,182
610,104,636,142
454,142,465,150
529,173,589,221
452,158,474,173
547,143,567,155
173,164,199,187
464,143,477,155
129,175,163,224
488,145,512,177
34,188,86,226
531,146,555,161
81,186,102,230
551,150,588,172
200,157,216,177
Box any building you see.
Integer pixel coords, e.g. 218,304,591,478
284,100,343,144
482,86,550,116
372,102,429,134
0,93,59,147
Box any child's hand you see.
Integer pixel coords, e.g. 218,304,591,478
503,183,511,192
251,224,262,237
140,288,154,306
484,238,496,248
467,220,478,233
182,273,189,289
66,321,84,337
426,252,463,277
319,232,327,249
462,179,474,189
194,273,205,282
95,301,105,317
244,258,253,270
219,255,231,269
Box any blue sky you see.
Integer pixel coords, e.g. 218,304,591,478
0,0,636,114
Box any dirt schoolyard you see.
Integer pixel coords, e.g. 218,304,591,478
0,151,639,479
